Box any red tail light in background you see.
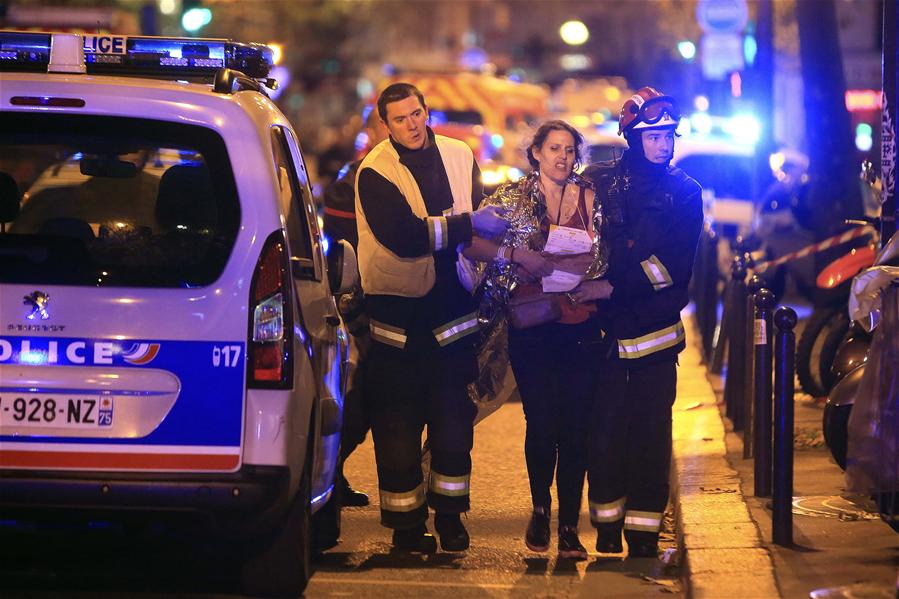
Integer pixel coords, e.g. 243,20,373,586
248,232,294,388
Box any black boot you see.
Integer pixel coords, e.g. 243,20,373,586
525,507,550,552
391,523,437,553
595,522,623,554
558,525,589,560
625,530,659,559
434,513,470,552
627,542,659,558
339,474,369,507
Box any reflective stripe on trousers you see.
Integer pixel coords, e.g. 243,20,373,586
379,483,426,513
589,496,626,523
624,509,663,533
429,470,470,497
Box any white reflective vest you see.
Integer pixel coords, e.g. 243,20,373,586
355,135,474,297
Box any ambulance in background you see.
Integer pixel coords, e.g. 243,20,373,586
2,4,140,35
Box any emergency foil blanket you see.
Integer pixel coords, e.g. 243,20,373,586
465,170,607,417
475,170,608,331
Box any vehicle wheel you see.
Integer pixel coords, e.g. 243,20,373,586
797,308,849,397
311,481,341,555
240,462,312,597
874,493,899,534
815,310,851,393
822,400,852,470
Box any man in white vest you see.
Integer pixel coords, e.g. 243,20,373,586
355,82,507,553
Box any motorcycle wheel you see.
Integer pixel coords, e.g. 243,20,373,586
822,400,852,470
797,308,850,397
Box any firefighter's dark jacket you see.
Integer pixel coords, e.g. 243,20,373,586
584,149,703,366
323,159,362,249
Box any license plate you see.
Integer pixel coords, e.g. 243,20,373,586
0,394,113,428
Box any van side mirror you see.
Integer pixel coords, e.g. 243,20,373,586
0,173,21,232
326,239,359,295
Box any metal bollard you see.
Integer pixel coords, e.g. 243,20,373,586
700,227,719,361
691,226,709,357
743,275,763,458
773,306,798,546
709,277,730,376
724,255,748,427
753,288,776,497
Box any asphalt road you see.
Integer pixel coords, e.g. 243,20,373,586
1,401,681,599
309,401,681,598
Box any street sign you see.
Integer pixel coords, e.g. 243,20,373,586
701,33,745,80
696,0,749,34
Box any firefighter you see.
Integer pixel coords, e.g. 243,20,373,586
322,107,390,508
570,86,703,558
355,82,507,552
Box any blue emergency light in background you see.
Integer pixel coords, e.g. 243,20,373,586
0,31,274,79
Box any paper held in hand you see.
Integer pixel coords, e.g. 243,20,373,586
541,225,592,292
542,269,583,292
543,224,593,255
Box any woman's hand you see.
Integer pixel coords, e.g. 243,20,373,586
516,268,539,284
567,279,613,303
514,247,554,278
548,252,593,275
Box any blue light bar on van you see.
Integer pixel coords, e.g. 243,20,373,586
0,31,51,70
0,31,273,78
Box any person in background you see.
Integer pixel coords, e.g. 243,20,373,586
572,86,703,558
322,106,390,507
355,82,508,553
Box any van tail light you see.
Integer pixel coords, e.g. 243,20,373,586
248,231,294,388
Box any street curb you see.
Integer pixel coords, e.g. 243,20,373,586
671,321,781,598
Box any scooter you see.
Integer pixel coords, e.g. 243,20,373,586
794,221,878,397
823,227,899,534
823,227,899,466
793,162,882,397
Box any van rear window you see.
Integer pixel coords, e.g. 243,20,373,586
0,114,240,288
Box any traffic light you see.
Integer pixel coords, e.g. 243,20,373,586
181,0,212,33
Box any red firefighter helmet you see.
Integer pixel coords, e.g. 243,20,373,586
618,86,681,136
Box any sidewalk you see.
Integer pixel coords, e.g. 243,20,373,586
671,319,899,598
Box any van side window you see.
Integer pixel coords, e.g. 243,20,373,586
270,127,316,280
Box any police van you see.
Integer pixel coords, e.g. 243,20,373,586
0,31,357,596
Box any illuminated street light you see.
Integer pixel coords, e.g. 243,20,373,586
855,123,873,152
744,34,758,65
725,114,761,145
559,20,589,46
182,7,212,32
159,0,178,15
694,95,710,112
677,40,696,60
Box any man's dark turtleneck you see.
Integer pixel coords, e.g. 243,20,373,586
620,147,671,228
621,147,670,177
390,127,456,218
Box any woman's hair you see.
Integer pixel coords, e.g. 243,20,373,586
526,119,585,171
